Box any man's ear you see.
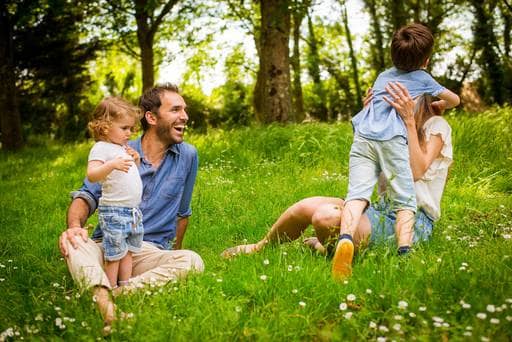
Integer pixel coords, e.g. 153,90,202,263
422,57,430,68
145,111,157,125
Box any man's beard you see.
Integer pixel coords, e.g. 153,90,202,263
156,120,183,145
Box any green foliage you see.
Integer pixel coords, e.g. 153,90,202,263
10,0,100,140
1,108,511,340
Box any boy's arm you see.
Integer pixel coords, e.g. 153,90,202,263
87,157,132,182
435,89,460,110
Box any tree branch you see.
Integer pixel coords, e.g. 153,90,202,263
150,0,179,37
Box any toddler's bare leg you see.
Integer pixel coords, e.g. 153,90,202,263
118,252,132,283
105,260,120,288
396,209,415,249
332,199,368,280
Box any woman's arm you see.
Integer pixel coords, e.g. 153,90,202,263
384,82,444,181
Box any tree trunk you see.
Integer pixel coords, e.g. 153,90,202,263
139,36,155,91
306,13,328,121
255,0,292,123
135,0,155,91
364,0,386,72
389,0,407,32
290,2,307,122
471,0,504,105
0,2,23,150
341,3,362,109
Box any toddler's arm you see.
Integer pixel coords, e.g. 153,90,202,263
87,157,133,182
434,88,460,110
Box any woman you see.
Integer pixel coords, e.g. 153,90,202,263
222,82,453,269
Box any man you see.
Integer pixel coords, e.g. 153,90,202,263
58,83,204,329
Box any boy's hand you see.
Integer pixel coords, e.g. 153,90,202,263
431,100,446,116
109,156,133,173
125,146,141,166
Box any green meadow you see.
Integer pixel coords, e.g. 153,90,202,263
1,107,511,341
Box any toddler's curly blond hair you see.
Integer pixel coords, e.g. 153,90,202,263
88,97,141,141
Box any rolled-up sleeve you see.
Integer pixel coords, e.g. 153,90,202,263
70,178,102,217
177,149,198,218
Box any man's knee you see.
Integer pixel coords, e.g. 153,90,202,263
182,250,205,273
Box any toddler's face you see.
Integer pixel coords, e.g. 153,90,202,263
107,115,136,146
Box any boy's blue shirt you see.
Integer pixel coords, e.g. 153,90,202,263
352,67,445,141
72,137,199,250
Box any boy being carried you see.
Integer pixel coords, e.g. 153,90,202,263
332,23,459,280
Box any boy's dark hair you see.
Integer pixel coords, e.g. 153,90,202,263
139,83,180,131
391,23,434,72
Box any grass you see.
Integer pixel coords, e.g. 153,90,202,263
0,107,511,340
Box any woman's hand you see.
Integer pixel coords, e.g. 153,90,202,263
383,82,415,126
363,88,373,107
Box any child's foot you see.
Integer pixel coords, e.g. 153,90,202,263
397,245,411,256
221,243,259,259
331,234,354,281
93,287,116,335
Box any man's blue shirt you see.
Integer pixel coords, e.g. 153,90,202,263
73,137,198,250
352,67,445,141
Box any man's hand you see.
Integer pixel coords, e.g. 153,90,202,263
59,227,89,257
108,156,133,173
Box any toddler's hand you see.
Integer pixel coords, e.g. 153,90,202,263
125,146,141,166
110,156,133,173
431,100,446,116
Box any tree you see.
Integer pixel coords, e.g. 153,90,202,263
109,0,179,91
305,12,328,121
470,0,505,105
0,1,23,150
254,0,292,123
290,0,311,123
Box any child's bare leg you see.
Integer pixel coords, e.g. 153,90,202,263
332,199,368,280
93,286,116,334
221,197,342,258
395,209,415,254
118,252,132,285
105,260,120,288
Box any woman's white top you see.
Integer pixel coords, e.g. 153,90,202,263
414,116,453,221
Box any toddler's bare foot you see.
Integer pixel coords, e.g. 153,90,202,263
93,287,116,335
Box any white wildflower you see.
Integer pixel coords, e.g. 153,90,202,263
263,259,269,265
346,294,356,302
369,321,377,329
490,318,499,324
259,275,267,281
476,313,487,320
398,300,408,310
393,323,401,331
339,302,348,311
298,301,306,308
344,312,353,319
378,325,389,333
486,304,495,312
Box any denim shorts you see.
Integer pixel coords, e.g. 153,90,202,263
346,135,416,212
98,205,144,261
366,199,433,245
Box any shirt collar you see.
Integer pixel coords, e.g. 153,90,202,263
130,136,181,162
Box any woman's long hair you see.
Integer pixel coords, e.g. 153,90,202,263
414,94,442,150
